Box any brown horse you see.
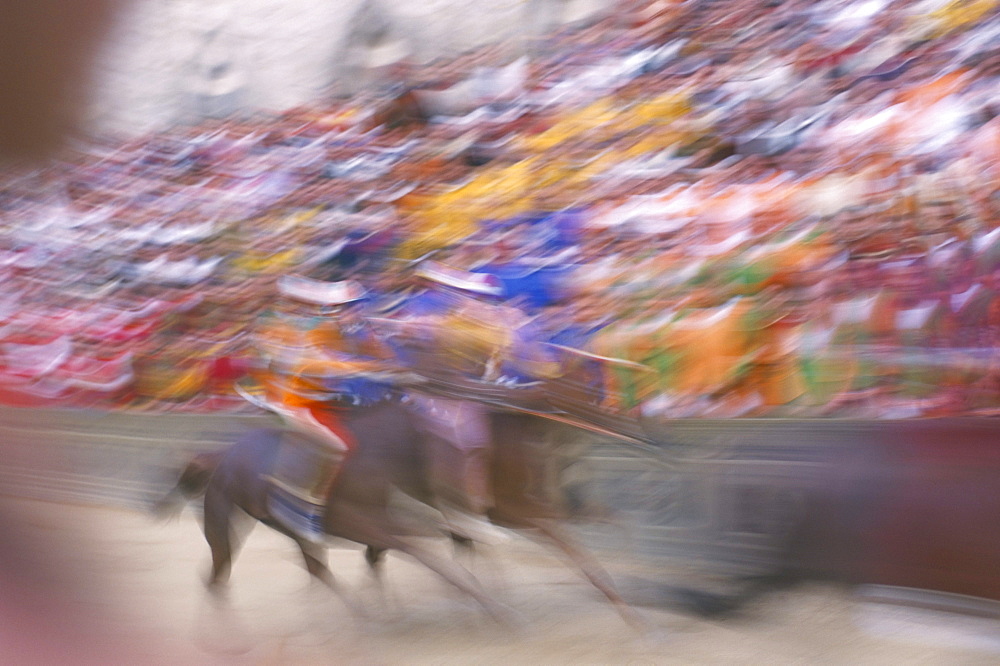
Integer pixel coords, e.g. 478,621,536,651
158,398,651,629
157,400,509,620
366,407,650,628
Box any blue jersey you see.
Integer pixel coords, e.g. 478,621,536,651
396,289,455,318
323,319,394,406
498,317,562,383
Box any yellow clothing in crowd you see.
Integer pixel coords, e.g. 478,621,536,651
925,0,997,37
231,248,303,274
135,354,210,401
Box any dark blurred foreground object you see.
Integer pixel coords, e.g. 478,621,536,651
0,1,153,660
0,0,121,160
0,436,168,662
770,419,1000,601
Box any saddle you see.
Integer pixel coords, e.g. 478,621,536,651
236,380,348,485
235,381,350,542
266,432,336,543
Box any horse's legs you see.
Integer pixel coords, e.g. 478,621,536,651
295,538,336,588
363,545,396,614
362,540,481,616
203,486,238,591
332,505,513,624
364,545,386,571
525,517,651,632
450,532,475,557
448,530,515,598
203,486,257,589
364,545,388,585
289,538,370,617
198,487,254,654
448,532,484,584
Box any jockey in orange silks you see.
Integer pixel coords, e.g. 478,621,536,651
250,276,396,542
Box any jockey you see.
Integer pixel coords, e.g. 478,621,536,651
388,261,520,544
252,275,396,542
390,261,512,378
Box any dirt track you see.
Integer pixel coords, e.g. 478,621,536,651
3,497,998,665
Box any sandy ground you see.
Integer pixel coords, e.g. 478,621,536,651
2,497,999,665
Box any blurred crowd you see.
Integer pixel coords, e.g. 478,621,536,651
0,0,999,418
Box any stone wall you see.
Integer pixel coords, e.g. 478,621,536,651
84,0,612,136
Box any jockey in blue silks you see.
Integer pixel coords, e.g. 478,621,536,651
496,311,563,384
384,261,521,544
323,296,397,406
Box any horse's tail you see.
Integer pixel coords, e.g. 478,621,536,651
152,450,223,520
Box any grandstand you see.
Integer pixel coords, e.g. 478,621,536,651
0,0,998,418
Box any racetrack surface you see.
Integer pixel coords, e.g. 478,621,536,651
3,497,998,665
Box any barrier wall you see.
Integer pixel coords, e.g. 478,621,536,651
0,408,271,507
2,407,998,601
586,419,1000,601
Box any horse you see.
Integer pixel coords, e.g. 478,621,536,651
157,395,652,630
156,399,510,621
364,407,650,629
